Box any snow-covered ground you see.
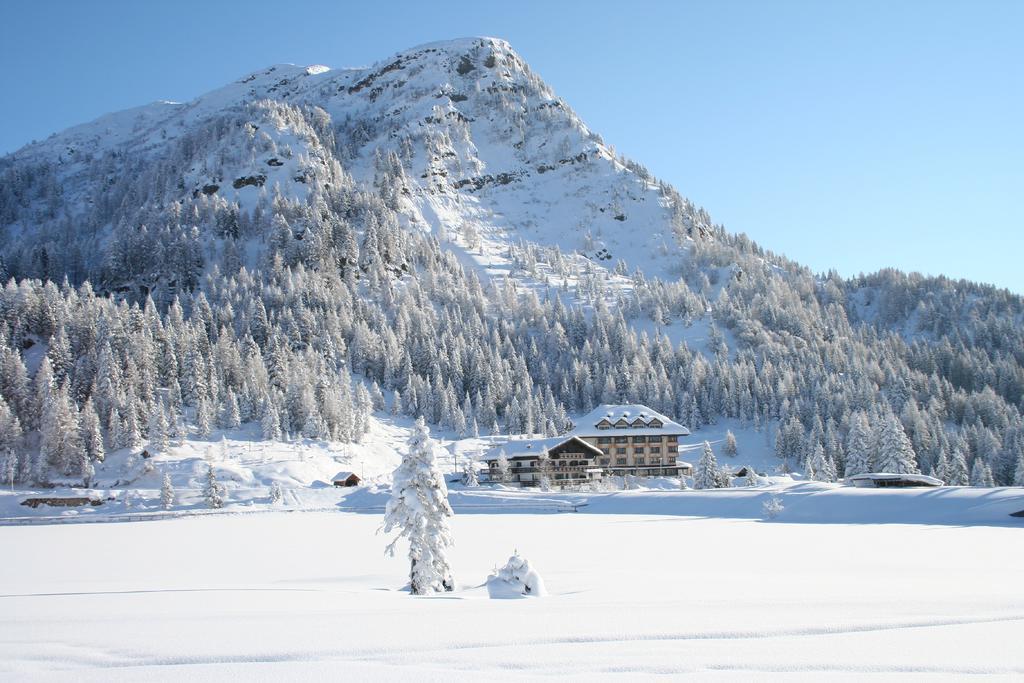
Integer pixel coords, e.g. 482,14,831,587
2,504,1022,680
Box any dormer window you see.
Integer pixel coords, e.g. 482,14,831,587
649,419,663,428
614,419,629,428
631,418,647,428
596,419,612,430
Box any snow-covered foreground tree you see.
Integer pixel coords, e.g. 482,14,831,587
383,417,455,595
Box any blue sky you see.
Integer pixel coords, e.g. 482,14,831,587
2,0,1021,293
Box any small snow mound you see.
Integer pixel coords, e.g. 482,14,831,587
486,552,547,598
305,65,331,75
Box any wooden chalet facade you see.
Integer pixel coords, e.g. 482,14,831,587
485,436,604,487
332,471,361,487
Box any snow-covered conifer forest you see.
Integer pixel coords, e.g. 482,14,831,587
2,37,1023,678
0,37,1021,490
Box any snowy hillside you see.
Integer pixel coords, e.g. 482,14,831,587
0,36,1022,504
5,38,696,288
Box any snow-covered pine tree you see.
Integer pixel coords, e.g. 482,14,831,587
261,399,282,440
160,472,175,510
382,417,455,595
108,408,125,451
80,398,105,463
203,463,224,509
969,458,995,487
0,398,23,483
3,448,17,490
1014,451,1024,487
195,396,213,437
844,412,874,477
354,383,372,440
221,389,241,429
874,413,919,475
495,449,511,483
168,405,187,445
462,460,480,487
121,388,142,449
948,447,970,486
269,480,284,504
537,451,553,491
39,381,83,476
77,444,94,487
809,443,837,482
369,382,385,411
934,449,951,484
389,390,401,416
694,441,720,489
724,430,738,457
762,495,784,519
148,399,168,453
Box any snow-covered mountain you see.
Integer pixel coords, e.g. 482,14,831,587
3,37,702,292
1,37,1022,494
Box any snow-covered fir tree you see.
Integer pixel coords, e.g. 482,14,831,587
694,441,721,490
723,430,738,457
763,495,784,519
462,459,480,487
269,480,284,504
79,398,105,464
844,412,874,477
2,448,15,490
874,413,918,475
809,444,838,482
148,400,168,453
203,464,225,509
537,451,553,491
382,417,455,594
947,448,970,486
261,400,282,440
969,459,995,488
160,472,175,510
494,449,511,484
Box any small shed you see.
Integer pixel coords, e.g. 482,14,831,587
332,471,361,487
847,473,943,488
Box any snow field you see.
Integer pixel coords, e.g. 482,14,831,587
1,510,1023,680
